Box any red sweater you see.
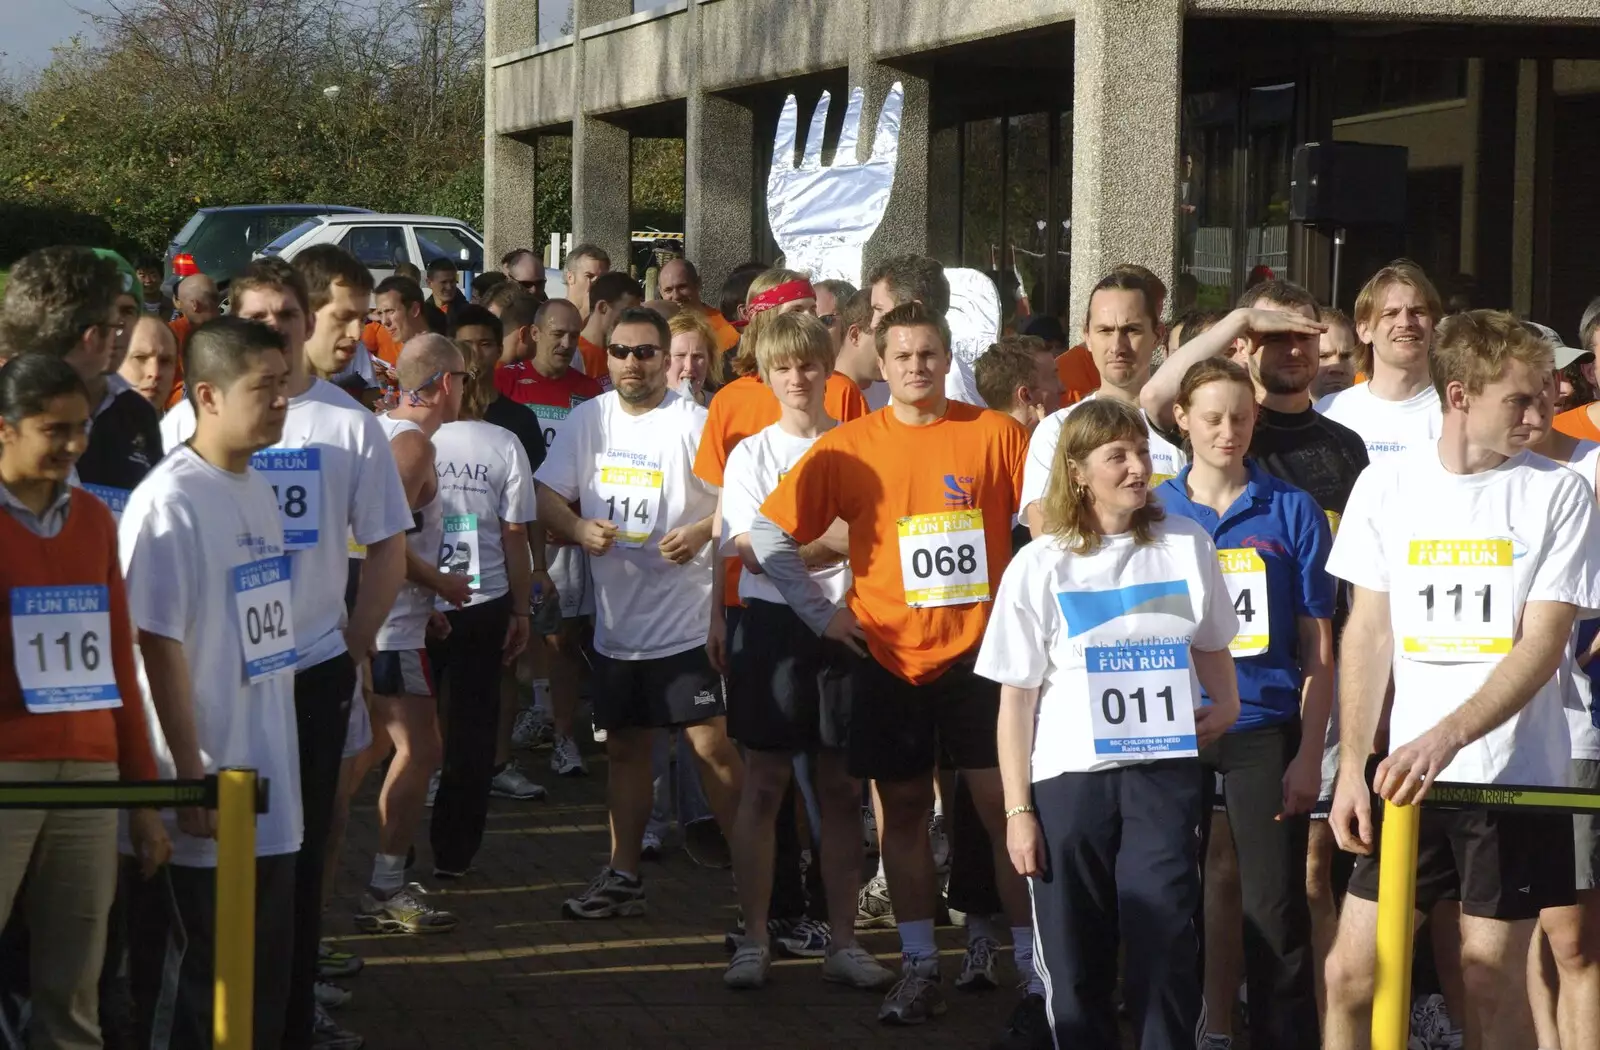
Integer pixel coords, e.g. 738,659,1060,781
0,489,158,780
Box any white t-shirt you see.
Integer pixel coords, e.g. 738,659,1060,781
1563,440,1600,760
432,419,538,606
376,416,445,651
535,389,717,660
118,446,301,865
1326,446,1600,785
720,423,850,606
975,516,1238,779
162,380,413,668
1021,393,1187,511
1314,383,1442,461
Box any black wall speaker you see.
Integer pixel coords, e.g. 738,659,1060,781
1290,142,1409,227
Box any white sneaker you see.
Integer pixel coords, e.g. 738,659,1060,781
930,812,950,873
314,980,352,1008
550,733,587,777
592,718,608,744
490,760,547,800
511,706,552,749
723,941,771,989
822,942,897,990
955,935,998,991
424,769,439,808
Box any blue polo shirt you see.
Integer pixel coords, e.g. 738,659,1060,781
1157,461,1335,730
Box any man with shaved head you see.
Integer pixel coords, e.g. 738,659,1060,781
496,296,602,775
165,273,221,408
659,257,740,358
503,249,548,300
351,333,474,938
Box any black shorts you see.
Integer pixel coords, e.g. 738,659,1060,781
1347,802,1576,920
845,651,999,781
728,599,851,753
590,645,725,731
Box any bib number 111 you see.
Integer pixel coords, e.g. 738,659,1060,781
1418,583,1491,622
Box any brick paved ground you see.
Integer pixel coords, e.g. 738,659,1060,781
327,745,1021,1050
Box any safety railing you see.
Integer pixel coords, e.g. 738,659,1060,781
1372,780,1600,1050
0,769,268,1050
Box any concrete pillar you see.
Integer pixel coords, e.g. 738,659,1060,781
1069,0,1183,320
927,125,962,267
482,0,542,263
1510,58,1538,317
485,134,539,264
570,0,632,267
685,94,755,298
684,0,754,298
857,60,933,271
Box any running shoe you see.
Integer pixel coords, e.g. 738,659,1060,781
956,935,999,991
775,917,830,958
312,1005,363,1050
878,956,945,1025
353,883,458,934
424,769,439,808
723,941,771,989
592,719,608,744
314,980,351,1009
640,830,664,861
431,864,476,880
511,707,553,749
489,760,547,800
855,874,895,929
562,867,645,919
317,942,363,979
990,993,1051,1050
1200,1036,1233,1050
549,734,587,776
1408,993,1463,1050
821,943,897,990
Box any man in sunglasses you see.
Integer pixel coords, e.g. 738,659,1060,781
536,306,744,920
503,249,548,303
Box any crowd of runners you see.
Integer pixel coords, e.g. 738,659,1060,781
0,234,1598,1050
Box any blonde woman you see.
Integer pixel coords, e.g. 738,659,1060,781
667,309,725,406
975,397,1242,1049
732,268,816,378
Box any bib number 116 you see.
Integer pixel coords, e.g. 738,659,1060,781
25,630,101,675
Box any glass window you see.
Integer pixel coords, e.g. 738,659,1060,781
340,227,410,270
260,219,324,257
414,226,484,271
1331,59,1468,119
1180,89,1239,308
540,0,574,41
1005,114,1050,327
1245,82,1295,285
179,210,333,281
961,118,1003,292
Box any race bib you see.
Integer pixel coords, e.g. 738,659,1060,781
897,510,991,608
1218,548,1270,657
1085,641,1197,758
530,403,570,455
348,532,367,560
1398,539,1514,662
9,586,120,714
593,455,662,549
82,484,130,524
231,556,296,683
253,448,322,550
438,514,481,606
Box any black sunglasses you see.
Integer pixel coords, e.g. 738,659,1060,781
518,279,547,290
608,343,661,361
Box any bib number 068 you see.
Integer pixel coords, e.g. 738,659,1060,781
909,544,978,579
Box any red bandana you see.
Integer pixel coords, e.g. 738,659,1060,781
734,279,816,329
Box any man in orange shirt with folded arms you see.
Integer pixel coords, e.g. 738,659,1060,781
750,301,1034,1029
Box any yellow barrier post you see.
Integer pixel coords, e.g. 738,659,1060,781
214,769,258,1050
1371,799,1422,1050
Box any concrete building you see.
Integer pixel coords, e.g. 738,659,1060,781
484,0,1600,338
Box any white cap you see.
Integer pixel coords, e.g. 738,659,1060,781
1527,322,1593,370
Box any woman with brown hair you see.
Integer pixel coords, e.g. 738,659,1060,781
975,396,1242,1050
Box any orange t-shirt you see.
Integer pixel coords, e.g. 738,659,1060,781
700,304,741,356
363,321,404,367
760,401,1029,684
578,336,608,383
695,372,869,607
165,316,191,409
1555,404,1600,442
1055,343,1099,406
